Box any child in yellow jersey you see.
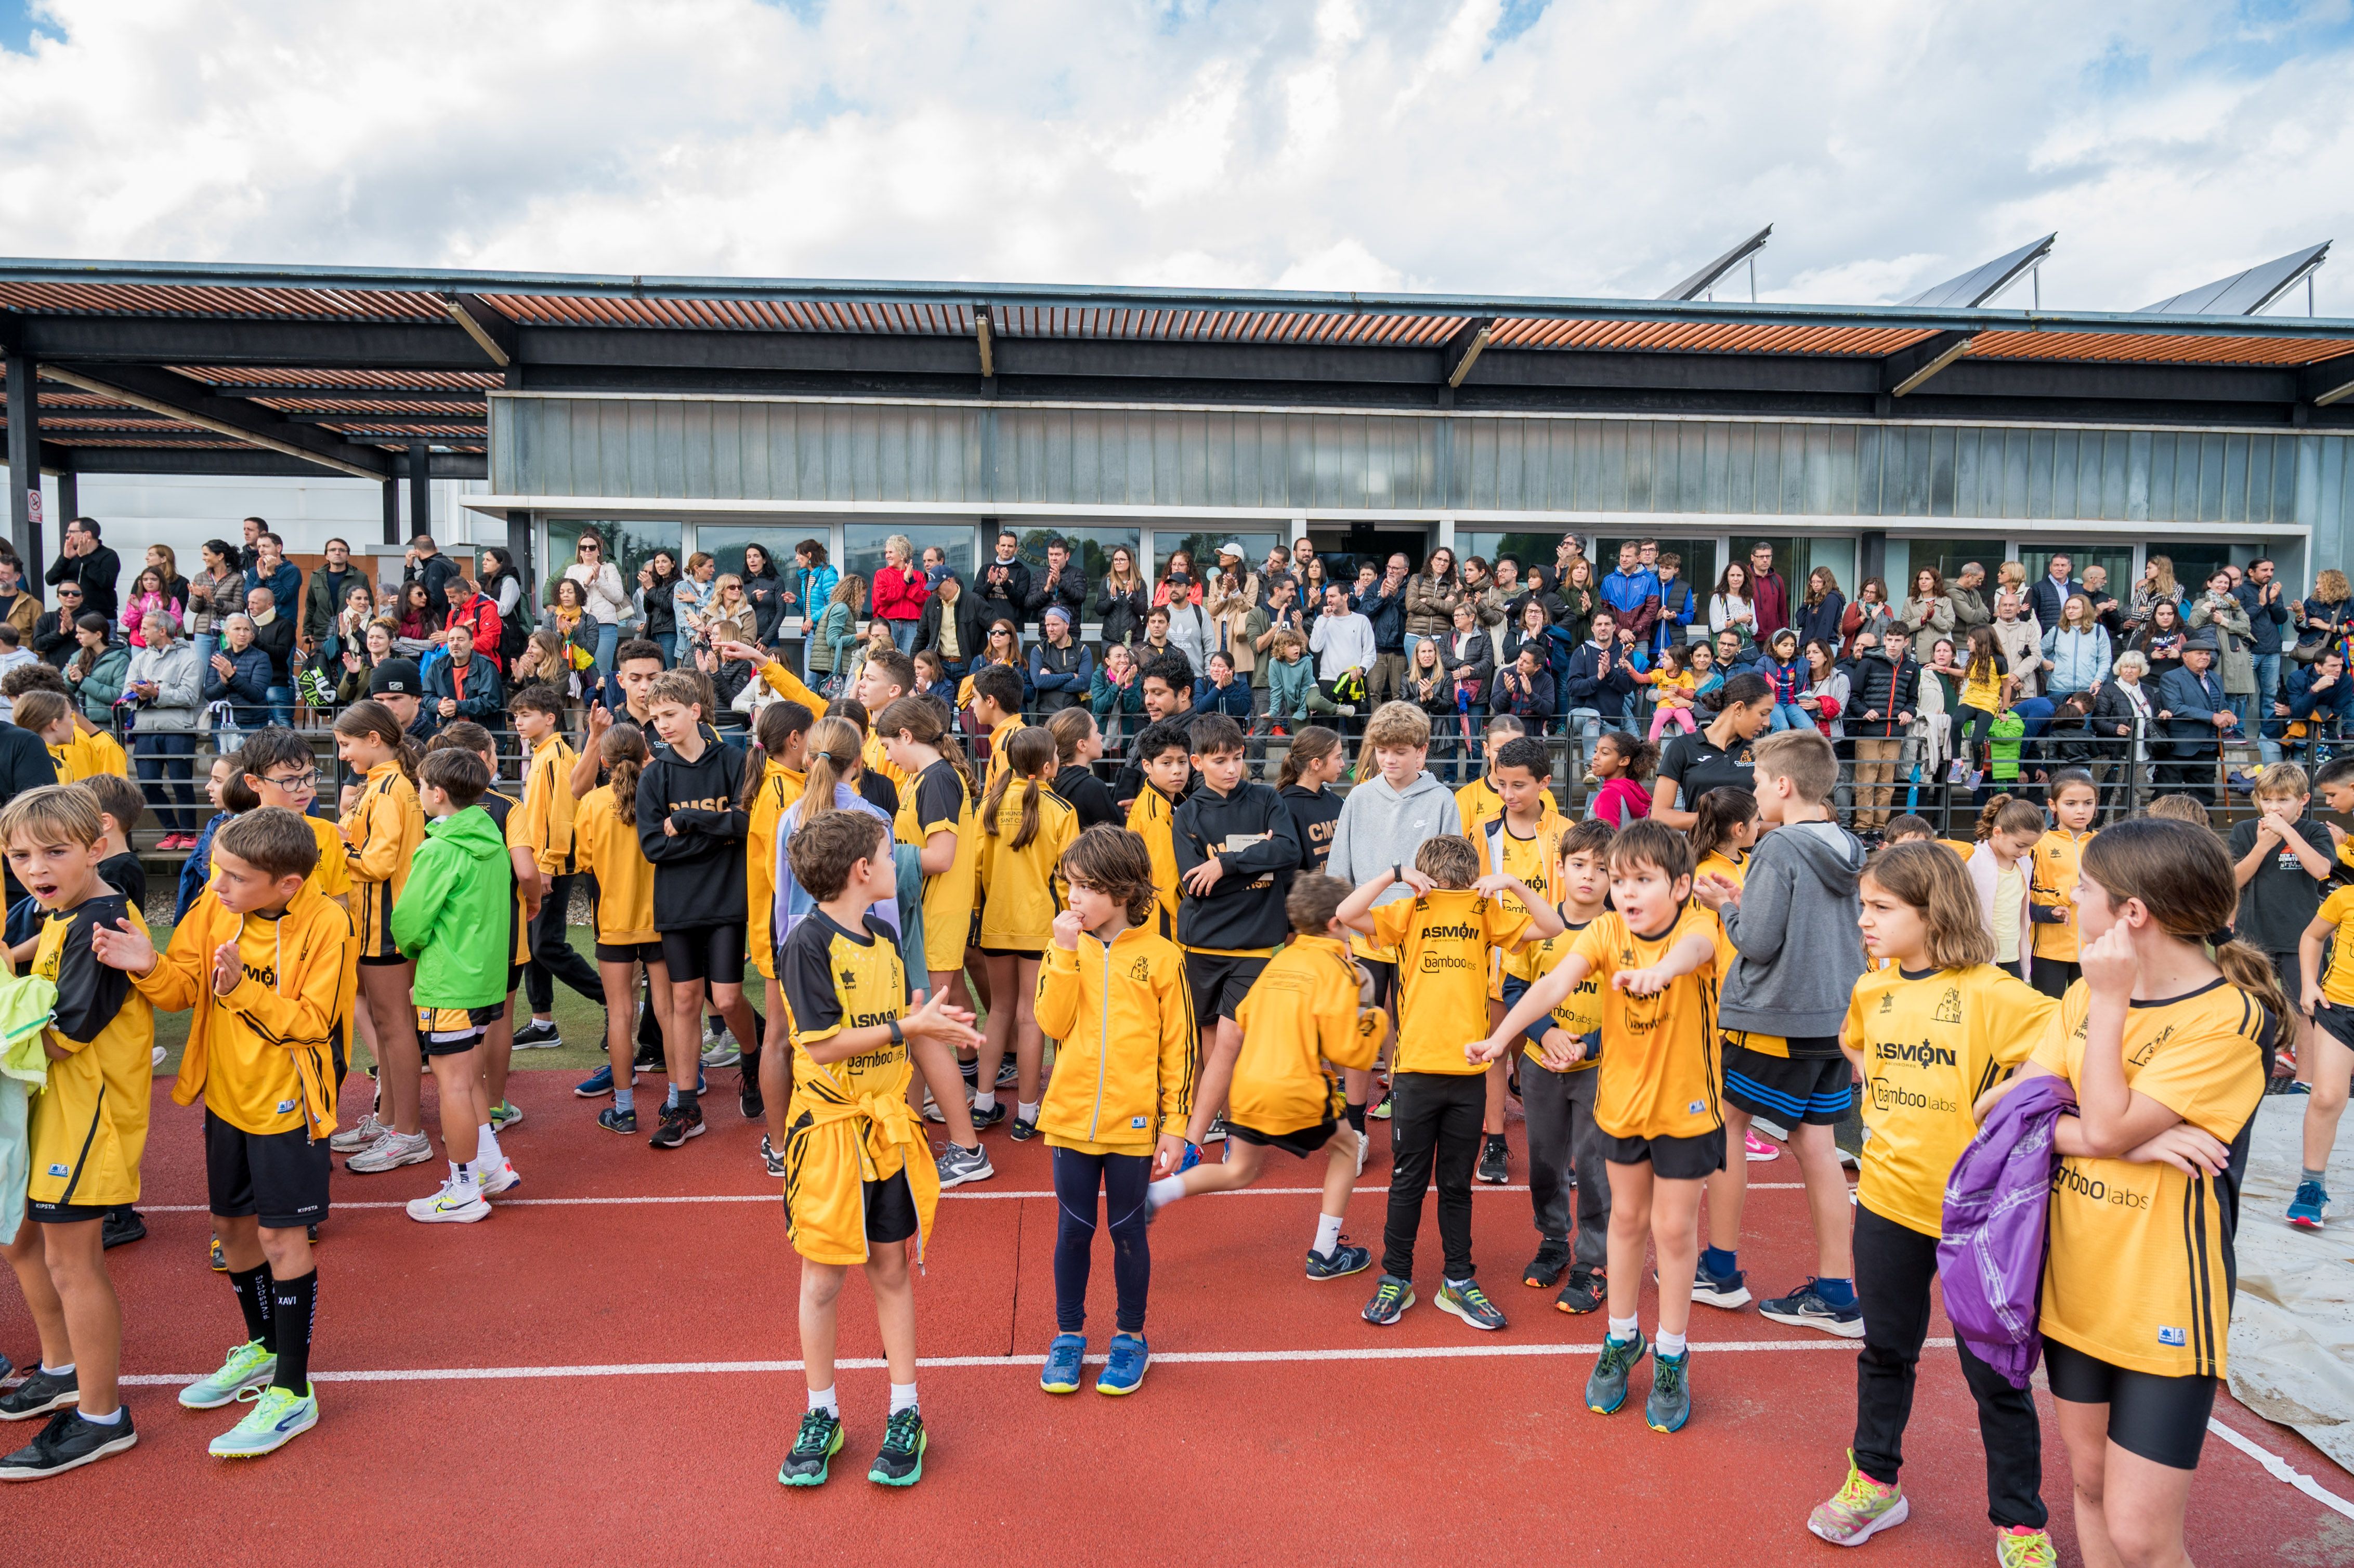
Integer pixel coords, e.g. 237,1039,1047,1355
1121,719,1192,943
14,688,76,783
974,728,1077,1137
1688,784,1757,890
573,722,669,1138
1452,712,1527,842
1474,734,1563,1184
1977,819,2277,1567
1804,842,2060,1558
775,811,980,1490
1481,819,1727,1433
2290,855,2354,1230
509,684,604,1047
0,786,152,1475
331,700,431,1174
741,700,810,1155
1149,871,1379,1278
99,807,354,1462
967,661,1026,800
2027,769,2099,997
1341,833,1555,1333
1501,819,1614,1313
1030,826,1194,1395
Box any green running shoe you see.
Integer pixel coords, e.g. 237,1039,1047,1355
179,1340,277,1410
869,1407,926,1486
208,1384,317,1458
1436,1280,1507,1331
1585,1330,1648,1415
779,1409,843,1487
1645,1348,1692,1432
1807,1451,1909,1545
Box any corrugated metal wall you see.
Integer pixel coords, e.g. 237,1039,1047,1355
492,396,2352,539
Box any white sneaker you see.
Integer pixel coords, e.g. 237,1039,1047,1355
1355,1126,1371,1177
152,1044,167,1068
328,1112,385,1154
700,1042,742,1070
407,1179,490,1224
478,1159,522,1197
345,1129,433,1173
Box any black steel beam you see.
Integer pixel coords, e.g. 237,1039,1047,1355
43,362,390,477
19,314,487,369
2303,356,2354,408
1882,331,1976,396
6,354,40,567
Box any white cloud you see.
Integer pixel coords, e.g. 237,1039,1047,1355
0,0,2347,314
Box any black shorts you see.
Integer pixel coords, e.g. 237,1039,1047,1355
596,940,665,966
977,946,1044,960
2314,997,2354,1052
660,923,746,986
2042,1338,2216,1470
1723,1044,1855,1126
1225,1114,1339,1159
27,1200,108,1224
358,954,408,969
1186,951,1268,1023
864,1169,919,1246
1362,958,1397,1011
205,1108,332,1229
416,1003,504,1057
506,962,525,996
1602,1127,1726,1181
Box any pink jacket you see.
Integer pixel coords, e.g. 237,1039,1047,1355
1966,841,2035,969
123,591,181,648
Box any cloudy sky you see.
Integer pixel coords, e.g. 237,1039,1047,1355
2,0,2350,314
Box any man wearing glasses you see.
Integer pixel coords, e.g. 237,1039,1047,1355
34,583,85,669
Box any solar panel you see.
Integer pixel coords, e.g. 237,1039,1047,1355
2136,241,2331,316
1898,234,2056,309
1657,225,1772,302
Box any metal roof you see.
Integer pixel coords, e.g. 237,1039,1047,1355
3,255,2352,484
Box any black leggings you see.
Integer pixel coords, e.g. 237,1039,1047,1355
1956,704,1997,763
1051,1146,1152,1336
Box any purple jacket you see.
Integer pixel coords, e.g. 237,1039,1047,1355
1936,1073,2076,1389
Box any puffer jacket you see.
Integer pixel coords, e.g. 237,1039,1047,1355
1034,927,1195,1146
1937,1072,2076,1389
2187,592,2256,695
1403,573,1462,638
2039,623,2112,694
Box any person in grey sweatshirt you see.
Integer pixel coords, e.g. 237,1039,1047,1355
1690,728,1868,1338
1326,703,1462,1125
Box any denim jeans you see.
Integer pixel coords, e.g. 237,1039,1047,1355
266,684,293,728
888,618,919,655
1767,702,1811,732
2253,654,2283,762
652,632,677,667
592,620,619,673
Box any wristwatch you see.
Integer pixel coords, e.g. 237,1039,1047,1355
887,1018,905,1046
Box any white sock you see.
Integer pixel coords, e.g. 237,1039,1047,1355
1313,1213,1344,1256
1147,1175,1187,1209
889,1381,919,1415
972,1090,997,1114
477,1123,503,1166
76,1404,123,1425
42,1362,73,1376
808,1384,837,1414
1607,1315,1639,1342
1657,1329,1688,1357
1017,1100,1039,1124
451,1161,479,1194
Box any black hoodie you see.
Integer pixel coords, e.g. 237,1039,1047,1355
1171,780,1301,952
1053,764,1120,829
1279,782,1343,874
635,723,750,931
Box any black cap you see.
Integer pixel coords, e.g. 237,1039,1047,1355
370,658,422,696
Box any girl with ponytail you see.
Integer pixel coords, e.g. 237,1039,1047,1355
331,697,431,1167
974,726,1077,1135
574,723,670,1134
1975,818,2279,1567
1967,795,2046,977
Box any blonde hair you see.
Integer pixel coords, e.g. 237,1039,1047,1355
797,716,865,829
1353,701,1431,791
1414,833,1479,890
2148,554,2180,600
0,783,102,849
2146,794,2213,826
1974,793,2046,843
884,532,913,565
2254,761,2310,801
1750,728,1837,804
1861,843,1995,969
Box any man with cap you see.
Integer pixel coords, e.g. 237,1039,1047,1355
367,655,434,741
2155,630,2234,805
1029,602,1092,714
1023,534,1089,629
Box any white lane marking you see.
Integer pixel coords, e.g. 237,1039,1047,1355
2204,1416,2354,1522
105,1335,1902,1387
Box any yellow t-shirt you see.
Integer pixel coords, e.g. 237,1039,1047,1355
896,757,978,975
25,893,154,1208
1842,963,2056,1237
1454,776,1507,843
1572,903,1727,1142
1124,783,1182,942
1368,888,1531,1076
1481,809,1565,986
2030,977,2268,1377
2314,884,2354,1007
1991,862,2024,959
1694,849,1746,888
1516,912,1605,1074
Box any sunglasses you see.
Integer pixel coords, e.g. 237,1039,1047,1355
579,544,600,553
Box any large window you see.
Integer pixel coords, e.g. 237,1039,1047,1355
694,525,829,598
1897,537,2008,598
1154,529,1285,591
2019,543,2136,608
544,519,682,614
1005,525,1139,622
1458,529,1588,583
1727,534,1852,603
844,524,977,597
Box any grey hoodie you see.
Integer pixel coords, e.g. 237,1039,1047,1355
1328,768,1461,918
1717,818,1867,1041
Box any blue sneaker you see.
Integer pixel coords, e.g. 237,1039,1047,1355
1586,1330,1648,1414
573,1064,616,1099
2287,1180,2330,1230
1761,1278,1866,1339
1361,1273,1415,1325
1691,1258,1751,1310
1178,1142,1201,1173
1095,1333,1148,1395
1040,1333,1086,1394
1645,1349,1693,1433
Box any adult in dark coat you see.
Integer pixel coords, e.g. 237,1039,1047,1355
2154,632,2233,805
44,517,121,625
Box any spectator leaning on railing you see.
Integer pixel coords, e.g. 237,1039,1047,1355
205,612,274,728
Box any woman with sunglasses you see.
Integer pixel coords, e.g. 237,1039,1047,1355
564,530,630,673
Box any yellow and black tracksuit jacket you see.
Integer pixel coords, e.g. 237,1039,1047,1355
1034,926,1196,1154
1227,934,1383,1136
746,759,806,980
26,894,155,1208
340,759,424,960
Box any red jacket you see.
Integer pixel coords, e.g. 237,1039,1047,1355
871,563,928,623
1751,570,1790,639
448,593,504,670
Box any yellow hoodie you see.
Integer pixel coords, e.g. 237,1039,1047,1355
1034,925,1195,1155
1228,933,1383,1135
2030,826,2095,962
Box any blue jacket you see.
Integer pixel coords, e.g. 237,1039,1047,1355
2156,663,2232,757
2286,663,2354,730
419,652,505,737
1600,567,1661,639
1562,640,1640,717
1355,580,1407,654
1193,677,1253,718
2235,580,2292,655
1651,576,1697,658
202,641,273,716
242,559,302,616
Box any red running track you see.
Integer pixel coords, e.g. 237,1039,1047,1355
4,1074,2350,1566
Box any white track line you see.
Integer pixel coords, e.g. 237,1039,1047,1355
2204,1417,2354,1521
106,1336,1910,1387
130,1181,1818,1213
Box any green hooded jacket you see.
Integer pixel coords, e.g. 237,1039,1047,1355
390,804,512,1009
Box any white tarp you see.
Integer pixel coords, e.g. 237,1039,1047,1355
2229,1096,2354,1476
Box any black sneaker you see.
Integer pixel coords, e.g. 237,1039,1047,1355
1009,1116,1038,1142
597,1106,637,1135
0,1366,77,1421
512,1018,561,1049
738,1056,764,1120
1555,1263,1606,1315
762,1135,786,1179
970,1102,1006,1130
1305,1238,1372,1279
648,1104,705,1149
869,1407,926,1486
0,1408,136,1479
778,1408,843,1487
633,1041,665,1075
101,1207,146,1249
1522,1239,1570,1289
1475,1134,1510,1185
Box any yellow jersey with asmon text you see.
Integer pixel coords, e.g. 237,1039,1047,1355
1572,903,1726,1142
1842,963,2056,1237
1369,888,1531,1076
1518,913,1605,1074
2029,977,2268,1378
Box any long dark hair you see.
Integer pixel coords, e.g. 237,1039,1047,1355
742,542,777,581
1700,670,1771,716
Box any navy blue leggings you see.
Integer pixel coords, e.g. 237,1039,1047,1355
1051,1146,1152,1335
